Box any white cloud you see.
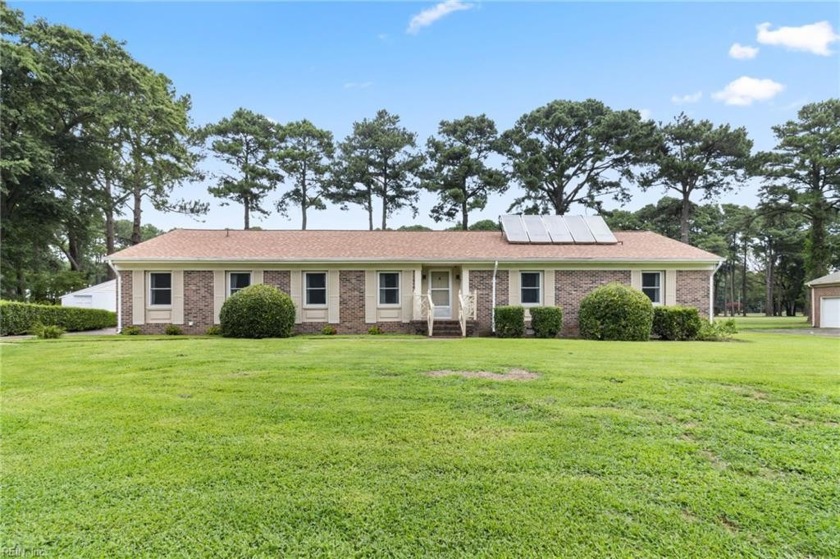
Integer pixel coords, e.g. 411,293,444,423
756,21,839,56
729,43,759,60
712,76,784,106
671,91,703,105
639,108,652,120
343,81,373,90
407,0,474,35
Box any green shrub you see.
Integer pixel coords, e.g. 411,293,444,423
121,326,142,336
33,324,65,339
368,325,382,335
697,318,738,341
0,300,116,336
652,306,703,341
164,324,183,336
529,306,563,338
321,325,337,335
219,284,295,339
205,325,222,336
494,306,525,338
578,283,653,341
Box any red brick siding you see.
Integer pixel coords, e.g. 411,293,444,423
470,270,509,335
119,271,133,328
264,271,291,295
182,271,214,334
554,270,631,336
676,270,711,319
339,271,365,331
812,285,840,327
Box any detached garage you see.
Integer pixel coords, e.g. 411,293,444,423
806,272,840,328
60,279,116,312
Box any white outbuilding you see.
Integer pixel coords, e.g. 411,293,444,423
806,271,840,329
60,279,117,312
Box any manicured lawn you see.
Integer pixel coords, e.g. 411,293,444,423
2,333,838,558
730,314,811,330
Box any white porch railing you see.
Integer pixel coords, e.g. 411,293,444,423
458,289,477,337
416,293,436,337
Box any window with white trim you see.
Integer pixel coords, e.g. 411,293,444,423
149,272,172,306
520,272,542,305
228,272,251,296
304,272,327,306
378,272,400,306
642,271,663,304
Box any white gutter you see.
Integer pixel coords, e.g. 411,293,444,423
107,260,121,333
710,259,724,322
810,286,816,327
491,260,499,333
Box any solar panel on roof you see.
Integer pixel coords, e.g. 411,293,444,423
565,215,596,243
500,215,529,243
584,215,618,244
521,215,552,243
542,215,574,243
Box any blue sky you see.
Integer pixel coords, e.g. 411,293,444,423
13,1,840,230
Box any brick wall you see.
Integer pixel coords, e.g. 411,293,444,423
676,270,711,318
554,270,631,336
183,271,214,334
470,270,509,335
812,285,840,327
120,271,133,327
264,271,291,295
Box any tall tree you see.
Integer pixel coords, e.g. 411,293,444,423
197,108,281,229
501,99,655,215
332,110,424,230
273,120,334,230
639,113,753,243
107,65,206,246
756,99,840,281
422,114,507,230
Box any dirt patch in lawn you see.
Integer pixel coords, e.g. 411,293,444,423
425,368,539,381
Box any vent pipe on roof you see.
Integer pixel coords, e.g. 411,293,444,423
225,228,230,237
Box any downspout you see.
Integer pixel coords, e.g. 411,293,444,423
107,260,121,333
710,260,724,322
810,284,815,327
491,260,499,333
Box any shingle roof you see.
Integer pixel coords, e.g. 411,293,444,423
108,229,721,264
806,271,840,286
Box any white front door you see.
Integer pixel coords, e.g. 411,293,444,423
821,297,840,328
430,270,451,319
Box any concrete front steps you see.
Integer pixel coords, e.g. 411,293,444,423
426,320,476,337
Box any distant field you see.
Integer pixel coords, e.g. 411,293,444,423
2,333,838,557
729,314,811,330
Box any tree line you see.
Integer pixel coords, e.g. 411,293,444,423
2,5,838,315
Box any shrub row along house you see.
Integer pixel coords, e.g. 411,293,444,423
106,215,722,337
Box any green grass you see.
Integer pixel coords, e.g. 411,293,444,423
2,333,838,558
729,314,811,330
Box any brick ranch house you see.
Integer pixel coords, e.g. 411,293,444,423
106,216,723,337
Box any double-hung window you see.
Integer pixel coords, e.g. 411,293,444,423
642,272,663,304
520,272,542,305
305,272,327,306
378,272,400,306
228,272,251,296
149,272,172,306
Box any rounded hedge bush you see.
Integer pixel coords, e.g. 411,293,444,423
578,283,653,341
494,306,525,338
219,284,295,338
529,306,563,338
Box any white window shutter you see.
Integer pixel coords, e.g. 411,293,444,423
213,271,225,324
365,270,376,324
171,271,184,324
132,270,145,325
290,271,302,324
328,270,340,324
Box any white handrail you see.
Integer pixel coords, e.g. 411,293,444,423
416,292,435,336
457,289,477,337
